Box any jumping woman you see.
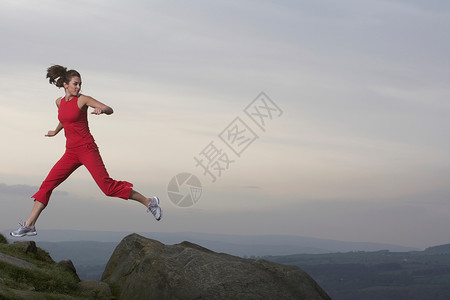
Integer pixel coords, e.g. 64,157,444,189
11,65,162,237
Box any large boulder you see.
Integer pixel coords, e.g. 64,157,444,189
102,233,331,299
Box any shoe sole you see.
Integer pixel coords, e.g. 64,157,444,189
10,232,37,237
153,197,162,221
157,208,162,221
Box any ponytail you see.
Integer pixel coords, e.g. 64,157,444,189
46,65,81,88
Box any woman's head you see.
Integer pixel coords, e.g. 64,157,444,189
46,65,81,88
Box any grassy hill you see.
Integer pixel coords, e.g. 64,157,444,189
0,233,113,299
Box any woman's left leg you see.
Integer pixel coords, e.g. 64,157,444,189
80,143,161,220
25,201,46,228
80,143,134,200
129,190,151,207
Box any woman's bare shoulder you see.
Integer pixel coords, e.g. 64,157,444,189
55,97,62,107
78,94,95,103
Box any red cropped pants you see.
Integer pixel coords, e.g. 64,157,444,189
32,142,133,206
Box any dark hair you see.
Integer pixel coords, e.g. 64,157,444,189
46,65,81,88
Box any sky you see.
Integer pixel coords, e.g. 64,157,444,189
0,0,449,250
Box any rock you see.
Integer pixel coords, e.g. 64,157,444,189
57,259,80,281
79,280,112,300
11,241,54,263
102,233,331,300
0,252,37,269
13,241,37,254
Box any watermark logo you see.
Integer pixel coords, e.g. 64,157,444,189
167,173,202,207
219,116,258,157
193,141,235,183
168,92,283,207
244,92,283,132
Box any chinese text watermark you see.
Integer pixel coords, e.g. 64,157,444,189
167,92,283,207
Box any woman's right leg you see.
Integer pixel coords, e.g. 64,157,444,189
11,151,81,237
27,150,81,225
25,201,46,227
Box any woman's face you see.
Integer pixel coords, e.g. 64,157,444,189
64,76,82,96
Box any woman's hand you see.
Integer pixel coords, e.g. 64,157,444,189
79,95,113,115
91,107,103,115
45,122,63,137
45,130,58,137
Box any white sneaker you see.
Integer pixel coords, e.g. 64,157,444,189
147,196,162,221
10,222,37,237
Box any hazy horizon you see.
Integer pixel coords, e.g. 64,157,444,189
1,0,449,250
1,228,419,254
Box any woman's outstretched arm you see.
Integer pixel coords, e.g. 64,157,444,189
45,122,63,137
79,95,114,115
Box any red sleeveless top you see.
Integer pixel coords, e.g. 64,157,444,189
58,96,95,148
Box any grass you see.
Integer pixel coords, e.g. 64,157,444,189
0,234,7,245
0,260,79,293
0,243,54,266
0,233,98,299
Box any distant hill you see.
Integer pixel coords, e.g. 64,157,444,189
37,241,117,280
266,247,450,300
38,241,117,266
425,243,450,253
